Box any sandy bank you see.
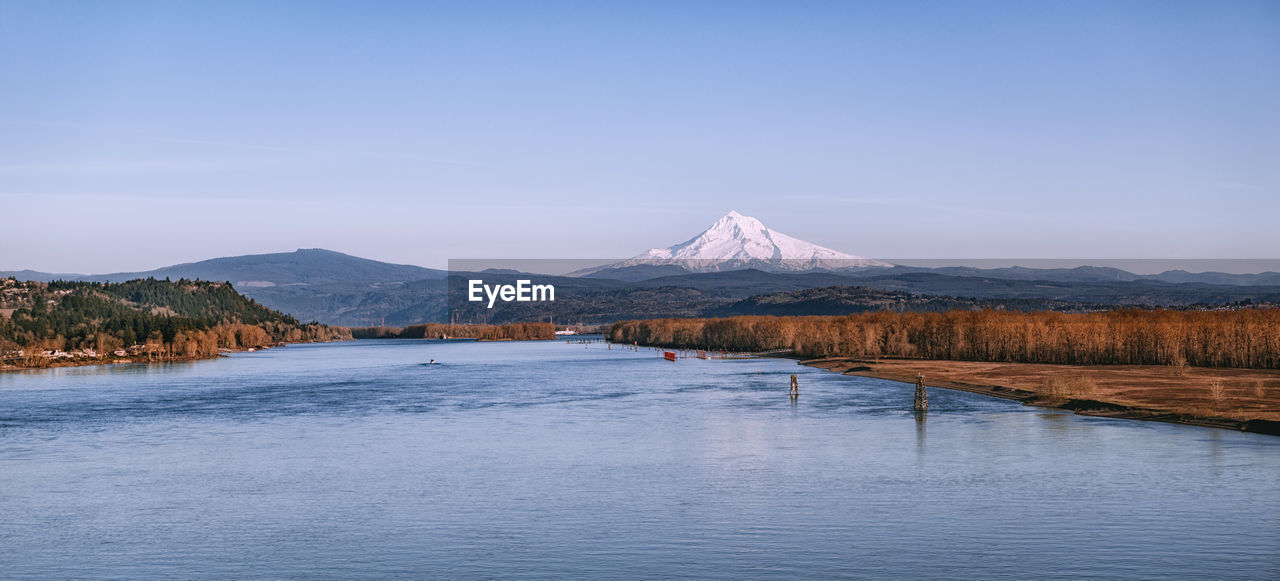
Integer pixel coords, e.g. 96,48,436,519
800,357,1280,436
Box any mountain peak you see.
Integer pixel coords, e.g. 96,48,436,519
627,211,889,272
711,210,767,232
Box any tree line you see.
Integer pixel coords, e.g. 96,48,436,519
350,322,555,341
608,309,1280,369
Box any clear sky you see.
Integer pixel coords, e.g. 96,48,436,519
1,1,1277,272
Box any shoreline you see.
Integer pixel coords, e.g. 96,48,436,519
2,353,232,373
0,340,347,373
798,357,1280,436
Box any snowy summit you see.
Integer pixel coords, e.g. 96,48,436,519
613,211,890,273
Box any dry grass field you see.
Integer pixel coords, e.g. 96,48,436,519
803,357,1280,426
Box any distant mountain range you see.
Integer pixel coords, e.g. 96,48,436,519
440,268,1280,325
894,264,1280,286
2,249,447,326
4,214,1279,325
4,248,444,286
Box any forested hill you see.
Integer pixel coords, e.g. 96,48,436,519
1,277,349,367
706,285,1104,316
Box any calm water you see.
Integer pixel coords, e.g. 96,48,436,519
1,339,1277,579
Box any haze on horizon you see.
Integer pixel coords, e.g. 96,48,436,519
1,1,1277,274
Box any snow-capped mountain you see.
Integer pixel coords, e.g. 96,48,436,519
582,211,891,276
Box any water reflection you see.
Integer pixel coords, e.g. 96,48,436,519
914,410,927,455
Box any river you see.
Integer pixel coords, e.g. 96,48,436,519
2,339,1276,579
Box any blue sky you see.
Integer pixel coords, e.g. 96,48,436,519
1,1,1277,272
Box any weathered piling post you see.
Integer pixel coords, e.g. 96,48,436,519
790,374,799,396
914,373,928,412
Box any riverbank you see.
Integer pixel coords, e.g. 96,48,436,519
3,350,230,371
0,340,347,373
800,357,1280,435
2,353,223,372
350,322,555,341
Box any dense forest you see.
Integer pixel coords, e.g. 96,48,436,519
708,285,1104,316
350,322,555,341
0,277,349,367
609,308,1280,369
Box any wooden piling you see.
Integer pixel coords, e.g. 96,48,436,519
790,374,799,396
914,373,928,412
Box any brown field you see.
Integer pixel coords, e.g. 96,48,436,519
802,357,1280,432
